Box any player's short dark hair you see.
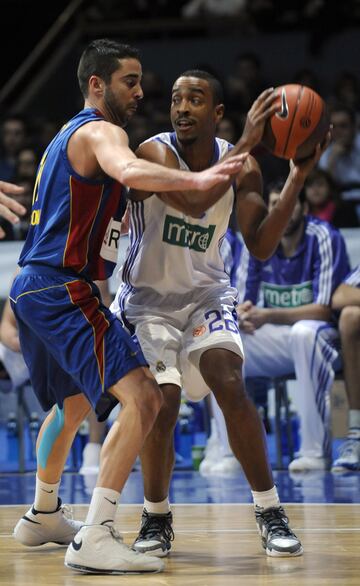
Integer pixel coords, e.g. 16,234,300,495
178,69,224,105
77,38,140,98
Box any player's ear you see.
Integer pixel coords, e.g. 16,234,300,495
89,75,104,96
215,104,224,124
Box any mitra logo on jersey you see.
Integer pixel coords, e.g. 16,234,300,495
262,281,313,308
162,215,215,252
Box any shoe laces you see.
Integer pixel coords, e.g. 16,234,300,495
257,507,294,538
338,438,360,459
139,511,174,542
109,524,124,543
61,504,74,520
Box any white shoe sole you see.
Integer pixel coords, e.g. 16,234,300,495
266,545,304,557
65,561,163,574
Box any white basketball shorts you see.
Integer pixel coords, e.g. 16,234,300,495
123,292,244,402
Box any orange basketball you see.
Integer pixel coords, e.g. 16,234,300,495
261,84,329,160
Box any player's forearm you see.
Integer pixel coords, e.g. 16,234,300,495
246,173,303,260
119,159,200,192
162,181,232,216
263,303,332,325
332,285,360,310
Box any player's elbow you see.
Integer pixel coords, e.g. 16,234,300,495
118,160,138,187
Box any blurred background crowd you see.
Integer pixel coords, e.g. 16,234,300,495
1,0,360,240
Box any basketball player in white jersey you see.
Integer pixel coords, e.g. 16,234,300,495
111,71,329,558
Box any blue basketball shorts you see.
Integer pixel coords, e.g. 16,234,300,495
10,265,148,420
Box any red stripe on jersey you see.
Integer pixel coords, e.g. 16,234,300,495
63,177,104,272
88,182,123,280
66,280,110,390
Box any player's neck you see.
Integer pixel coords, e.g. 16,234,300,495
280,222,304,257
176,136,216,172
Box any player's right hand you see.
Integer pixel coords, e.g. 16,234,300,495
194,153,248,190
0,181,26,239
241,88,280,150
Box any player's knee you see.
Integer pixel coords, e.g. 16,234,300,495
154,398,180,434
213,371,247,410
132,379,163,432
339,306,360,338
290,320,316,346
63,395,91,432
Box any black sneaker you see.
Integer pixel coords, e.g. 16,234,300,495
132,509,174,557
255,505,303,557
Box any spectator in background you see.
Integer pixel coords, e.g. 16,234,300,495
304,168,359,228
225,52,267,115
328,72,360,117
0,115,28,182
318,104,360,221
292,67,321,93
182,0,246,18
217,115,242,144
331,265,360,472
238,180,350,472
16,147,39,183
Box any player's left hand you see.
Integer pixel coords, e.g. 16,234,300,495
290,130,331,183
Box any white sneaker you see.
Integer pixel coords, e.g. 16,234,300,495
209,455,242,476
288,456,327,472
65,524,164,574
13,498,83,546
199,428,222,476
332,438,360,472
79,442,101,475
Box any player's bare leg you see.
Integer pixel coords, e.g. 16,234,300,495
200,347,303,557
200,348,272,490
133,383,181,556
13,394,91,546
65,366,165,574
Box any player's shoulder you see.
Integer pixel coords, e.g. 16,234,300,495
305,215,344,242
136,132,180,167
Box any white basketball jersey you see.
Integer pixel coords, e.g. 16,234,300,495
115,132,238,313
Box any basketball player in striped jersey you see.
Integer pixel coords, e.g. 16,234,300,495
10,40,247,576
238,182,350,472
111,70,329,558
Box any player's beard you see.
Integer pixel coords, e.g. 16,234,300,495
104,86,128,127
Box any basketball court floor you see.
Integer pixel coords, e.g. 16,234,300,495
1,469,359,585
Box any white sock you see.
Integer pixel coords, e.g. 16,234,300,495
251,486,280,510
348,410,360,437
34,476,60,512
144,497,170,514
85,487,120,525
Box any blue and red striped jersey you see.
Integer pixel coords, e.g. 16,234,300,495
19,108,127,280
